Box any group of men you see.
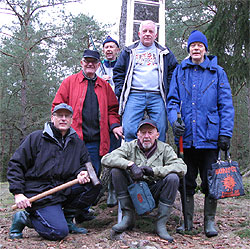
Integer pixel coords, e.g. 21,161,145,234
7,20,234,242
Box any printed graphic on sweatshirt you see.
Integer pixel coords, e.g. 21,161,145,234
135,52,157,66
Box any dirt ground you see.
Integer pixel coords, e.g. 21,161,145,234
0,181,249,249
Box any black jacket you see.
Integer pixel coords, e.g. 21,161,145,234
7,122,91,211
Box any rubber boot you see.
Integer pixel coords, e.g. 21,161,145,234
176,195,194,233
155,201,174,242
75,208,96,224
204,196,218,237
112,195,135,233
107,178,118,207
9,211,33,239
64,209,88,234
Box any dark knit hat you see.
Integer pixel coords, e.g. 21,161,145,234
103,36,119,48
137,118,158,131
187,30,208,52
83,49,100,61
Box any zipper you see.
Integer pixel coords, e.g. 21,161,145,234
202,80,215,94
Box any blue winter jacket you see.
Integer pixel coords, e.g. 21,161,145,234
167,55,234,149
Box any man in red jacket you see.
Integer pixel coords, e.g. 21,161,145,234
52,50,123,221
52,49,123,176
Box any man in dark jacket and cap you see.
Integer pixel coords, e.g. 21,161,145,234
7,103,101,241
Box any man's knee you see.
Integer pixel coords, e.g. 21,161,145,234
165,173,180,185
35,222,69,241
111,168,124,180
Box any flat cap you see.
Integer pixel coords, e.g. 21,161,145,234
83,49,100,61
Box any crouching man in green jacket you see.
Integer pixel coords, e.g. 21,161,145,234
101,119,187,242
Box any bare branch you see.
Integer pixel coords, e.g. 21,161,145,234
0,49,16,58
232,82,247,97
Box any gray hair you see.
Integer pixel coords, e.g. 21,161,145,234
139,20,157,33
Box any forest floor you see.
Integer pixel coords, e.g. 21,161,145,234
0,179,249,249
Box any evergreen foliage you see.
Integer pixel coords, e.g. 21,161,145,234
0,0,107,181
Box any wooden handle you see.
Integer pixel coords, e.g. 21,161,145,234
11,179,79,210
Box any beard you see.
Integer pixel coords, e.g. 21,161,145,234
142,141,152,150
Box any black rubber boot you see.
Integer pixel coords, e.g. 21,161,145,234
155,201,174,242
112,195,135,233
107,178,118,207
176,195,194,233
64,209,88,234
9,211,33,239
75,208,96,224
204,196,218,237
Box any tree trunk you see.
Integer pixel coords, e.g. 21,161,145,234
247,85,250,167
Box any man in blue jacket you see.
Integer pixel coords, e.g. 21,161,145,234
7,103,101,240
113,20,178,142
167,30,234,237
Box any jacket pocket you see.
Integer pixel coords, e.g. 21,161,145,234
206,114,219,141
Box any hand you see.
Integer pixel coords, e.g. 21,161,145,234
112,126,124,140
15,194,31,209
129,163,144,181
141,166,154,177
173,120,185,138
102,75,111,81
77,171,90,184
218,135,230,151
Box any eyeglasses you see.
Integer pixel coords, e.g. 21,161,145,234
53,114,72,119
82,58,99,64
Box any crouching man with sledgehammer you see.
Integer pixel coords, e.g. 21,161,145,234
7,103,101,241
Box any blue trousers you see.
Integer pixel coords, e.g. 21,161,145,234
29,182,101,240
122,92,167,142
85,141,101,176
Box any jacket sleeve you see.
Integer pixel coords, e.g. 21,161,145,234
152,144,187,178
107,84,121,130
165,50,178,94
217,68,234,137
7,132,40,195
101,142,132,170
167,66,181,126
75,140,92,176
113,50,129,98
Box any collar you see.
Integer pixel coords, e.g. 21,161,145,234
103,59,117,68
137,139,157,159
82,70,97,81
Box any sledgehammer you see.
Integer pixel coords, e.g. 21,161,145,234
11,162,100,210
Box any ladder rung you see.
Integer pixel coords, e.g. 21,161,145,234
134,0,161,7
133,20,160,26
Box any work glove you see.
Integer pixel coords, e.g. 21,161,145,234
129,163,144,181
140,166,154,177
173,120,185,138
218,135,230,151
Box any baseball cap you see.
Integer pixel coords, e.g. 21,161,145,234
53,103,73,115
137,118,158,131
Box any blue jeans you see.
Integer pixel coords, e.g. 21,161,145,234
85,141,101,176
29,183,101,240
122,92,167,142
